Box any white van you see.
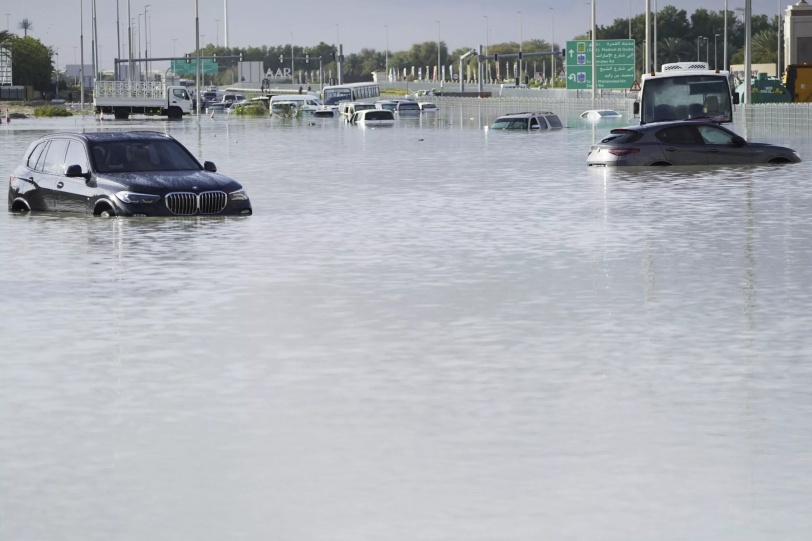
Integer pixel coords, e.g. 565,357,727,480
269,94,324,114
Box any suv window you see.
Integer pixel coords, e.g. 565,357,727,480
42,139,69,175
27,142,47,170
64,140,90,173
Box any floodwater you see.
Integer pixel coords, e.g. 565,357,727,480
1,106,812,541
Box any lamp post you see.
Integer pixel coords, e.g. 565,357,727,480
517,10,522,84
777,0,782,77
79,0,84,108
483,15,489,83
54,52,59,99
714,33,720,69
172,38,176,76
629,0,632,39
704,36,709,65
223,0,229,47
697,36,704,61
550,7,555,86
384,25,388,79
436,20,441,87
144,4,150,76
290,32,294,85
5,13,9,31
215,19,219,47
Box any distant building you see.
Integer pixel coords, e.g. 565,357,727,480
64,64,95,89
785,0,812,66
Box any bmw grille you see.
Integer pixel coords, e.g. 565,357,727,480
165,191,228,215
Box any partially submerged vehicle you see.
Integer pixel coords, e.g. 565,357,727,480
348,109,395,127
489,112,563,131
587,120,800,167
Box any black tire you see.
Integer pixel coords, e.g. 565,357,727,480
97,206,116,218
168,107,182,120
768,157,791,164
114,110,129,120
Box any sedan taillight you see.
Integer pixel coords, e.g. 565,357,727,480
608,148,640,156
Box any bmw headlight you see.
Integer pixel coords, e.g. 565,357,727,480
115,191,161,204
229,189,249,201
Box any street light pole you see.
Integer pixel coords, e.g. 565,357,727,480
80,0,84,108
714,33,720,70
724,0,728,72
54,52,59,99
290,32,294,85
517,10,522,84
144,4,150,78
483,16,489,83
215,19,219,47
436,20,441,87
550,7,555,86
705,36,710,65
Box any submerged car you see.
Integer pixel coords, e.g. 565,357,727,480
348,109,395,127
580,109,623,121
587,120,801,167
8,131,252,217
490,112,563,131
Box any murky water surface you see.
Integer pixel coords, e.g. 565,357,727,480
1,106,812,540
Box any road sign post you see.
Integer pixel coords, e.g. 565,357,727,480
565,39,635,91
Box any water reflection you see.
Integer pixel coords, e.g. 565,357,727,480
1,108,812,540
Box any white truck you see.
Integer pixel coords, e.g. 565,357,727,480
93,81,193,120
633,62,738,124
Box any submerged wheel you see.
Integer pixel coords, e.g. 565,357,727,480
650,161,672,166
768,157,791,164
168,106,183,120
95,204,116,217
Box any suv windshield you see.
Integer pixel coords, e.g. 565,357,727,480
90,140,201,173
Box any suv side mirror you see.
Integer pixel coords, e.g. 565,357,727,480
203,161,217,172
65,164,90,180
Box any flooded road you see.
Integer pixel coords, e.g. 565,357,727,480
1,107,812,540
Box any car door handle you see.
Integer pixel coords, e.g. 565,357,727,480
708,149,720,153
57,181,64,189
665,147,676,152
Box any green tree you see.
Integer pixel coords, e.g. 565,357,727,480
7,36,52,91
0,30,14,43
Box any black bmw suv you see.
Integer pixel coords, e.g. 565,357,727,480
8,131,252,217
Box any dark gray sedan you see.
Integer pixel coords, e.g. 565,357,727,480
587,121,801,166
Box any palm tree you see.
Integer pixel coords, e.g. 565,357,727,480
752,29,778,63
0,30,11,43
17,18,33,38
658,37,693,65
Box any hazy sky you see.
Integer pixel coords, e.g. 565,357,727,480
4,0,785,69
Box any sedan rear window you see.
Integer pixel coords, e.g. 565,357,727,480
603,129,643,144
90,140,201,173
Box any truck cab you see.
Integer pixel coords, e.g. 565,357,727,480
634,62,738,124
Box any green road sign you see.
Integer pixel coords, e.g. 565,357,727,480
170,59,219,76
565,39,635,90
